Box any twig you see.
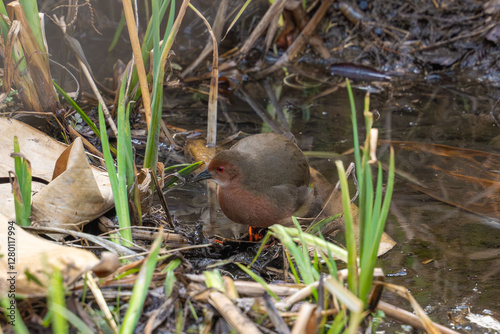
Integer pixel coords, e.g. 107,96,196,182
263,79,289,130
377,301,460,334
24,225,141,260
188,3,219,147
208,291,262,334
238,0,288,57
412,23,497,53
85,272,119,333
256,0,334,79
181,0,228,78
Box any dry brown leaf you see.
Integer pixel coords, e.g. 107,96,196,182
0,118,113,237
0,117,68,220
31,137,113,237
0,214,100,297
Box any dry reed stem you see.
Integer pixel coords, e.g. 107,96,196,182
121,0,152,129
7,2,59,111
85,272,119,333
378,282,443,334
188,3,219,147
256,0,334,79
67,125,104,159
233,280,302,297
275,281,319,310
208,291,262,334
377,301,460,334
181,0,228,78
291,302,316,334
238,0,288,57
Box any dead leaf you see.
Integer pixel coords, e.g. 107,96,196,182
31,137,113,237
0,214,99,297
0,118,114,237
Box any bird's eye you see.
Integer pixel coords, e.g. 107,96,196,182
217,166,225,172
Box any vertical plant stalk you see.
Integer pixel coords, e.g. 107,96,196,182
237,0,287,56
47,269,68,334
188,3,219,146
98,102,133,247
11,137,32,227
344,80,396,307
7,2,59,111
122,0,153,129
2,20,41,112
120,230,163,333
143,0,191,170
335,161,358,295
85,272,119,332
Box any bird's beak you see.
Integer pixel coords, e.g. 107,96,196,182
191,169,213,183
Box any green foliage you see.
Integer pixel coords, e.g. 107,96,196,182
164,161,204,189
1,297,29,334
339,79,395,306
47,269,68,333
53,81,101,139
143,0,176,170
236,263,279,300
98,99,133,246
163,258,182,298
12,137,31,227
120,232,163,333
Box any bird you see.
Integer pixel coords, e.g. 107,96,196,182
192,132,312,229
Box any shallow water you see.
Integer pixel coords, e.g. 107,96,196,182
166,72,500,332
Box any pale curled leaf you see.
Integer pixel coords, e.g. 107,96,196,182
0,214,99,297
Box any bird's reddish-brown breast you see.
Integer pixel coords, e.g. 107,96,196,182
195,133,311,227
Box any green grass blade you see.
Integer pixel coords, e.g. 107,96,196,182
293,217,320,282
19,0,45,53
163,258,181,298
98,104,132,245
326,309,346,334
360,157,373,258
305,213,342,235
280,227,348,263
12,137,31,226
285,249,300,284
164,161,204,189
235,263,279,300
1,297,29,334
47,269,68,334
108,12,126,52
318,233,338,277
335,161,358,295
359,152,395,305
248,231,273,268
222,0,252,40
116,73,133,246
270,225,316,286
49,304,94,334
53,81,101,138
346,79,361,183
203,270,225,292
120,232,163,333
